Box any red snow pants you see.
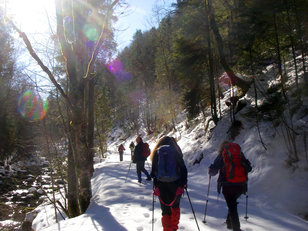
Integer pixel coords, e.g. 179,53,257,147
154,182,184,230
161,207,180,231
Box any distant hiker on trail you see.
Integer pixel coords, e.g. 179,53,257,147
208,141,252,231
133,136,151,183
150,136,187,231
129,141,135,161
118,144,125,162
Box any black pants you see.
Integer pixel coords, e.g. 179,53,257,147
222,184,245,231
158,182,181,215
136,160,150,181
119,151,123,161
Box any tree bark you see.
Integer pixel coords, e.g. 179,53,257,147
205,0,218,124
208,0,250,93
67,141,80,217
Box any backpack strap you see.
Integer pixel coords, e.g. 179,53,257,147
153,187,184,207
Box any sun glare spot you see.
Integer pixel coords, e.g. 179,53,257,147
83,24,99,41
107,59,131,81
17,90,49,121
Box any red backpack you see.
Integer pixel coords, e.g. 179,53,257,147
142,142,151,158
222,143,247,183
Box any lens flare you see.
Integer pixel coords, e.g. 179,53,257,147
83,24,99,41
107,59,131,81
17,90,49,121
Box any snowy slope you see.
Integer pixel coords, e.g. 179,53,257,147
32,59,308,230
32,150,308,231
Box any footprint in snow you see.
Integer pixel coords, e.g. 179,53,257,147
136,226,143,231
143,213,150,218
140,202,146,207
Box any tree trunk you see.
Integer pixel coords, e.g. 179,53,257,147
205,0,218,124
67,140,80,217
273,12,287,99
285,2,299,92
208,0,250,93
87,79,95,176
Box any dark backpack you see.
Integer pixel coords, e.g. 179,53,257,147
222,143,248,183
157,145,180,182
142,142,151,158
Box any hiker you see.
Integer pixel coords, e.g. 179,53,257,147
134,136,151,183
150,136,187,231
129,141,135,161
208,141,252,231
118,144,125,161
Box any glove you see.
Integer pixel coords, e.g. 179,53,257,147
208,167,218,177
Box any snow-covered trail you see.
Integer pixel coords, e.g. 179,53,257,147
33,150,308,231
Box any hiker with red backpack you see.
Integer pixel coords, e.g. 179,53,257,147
208,141,252,231
118,144,125,161
133,136,151,183
150,136,187,231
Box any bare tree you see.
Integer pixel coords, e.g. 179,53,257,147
7,0,120,216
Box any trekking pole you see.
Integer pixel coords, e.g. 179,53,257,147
152,181,155,231
202,175,211,224
244,192,249,220
185,188,200,231
125,162,132,183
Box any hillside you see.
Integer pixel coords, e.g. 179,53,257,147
30,58,308,230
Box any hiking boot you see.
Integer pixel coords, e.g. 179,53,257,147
226,214,232,229
138,180,142,183
226,222,232,229
146,177,152,181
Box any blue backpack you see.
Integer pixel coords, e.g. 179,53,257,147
157,145,180,182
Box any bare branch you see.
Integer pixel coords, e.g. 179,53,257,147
84,0,120,79
6,17,73,111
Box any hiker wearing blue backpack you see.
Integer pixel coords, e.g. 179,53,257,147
208,141,252,231
150,136,187,231
133,136,151,183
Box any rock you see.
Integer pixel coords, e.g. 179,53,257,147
26,193,34,199
37,189,44,195
28,187,37,194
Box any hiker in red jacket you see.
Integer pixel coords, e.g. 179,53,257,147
150,136,187,231
209,141,252,231
118,144,125,161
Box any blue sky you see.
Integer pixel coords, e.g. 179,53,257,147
114,0,176,51
4,0,176,51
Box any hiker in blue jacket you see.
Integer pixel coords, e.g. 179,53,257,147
150,136,187,231
209,141,252,231
133,136,151,183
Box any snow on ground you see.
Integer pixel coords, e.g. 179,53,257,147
32,145,308,231
32,60,308,230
